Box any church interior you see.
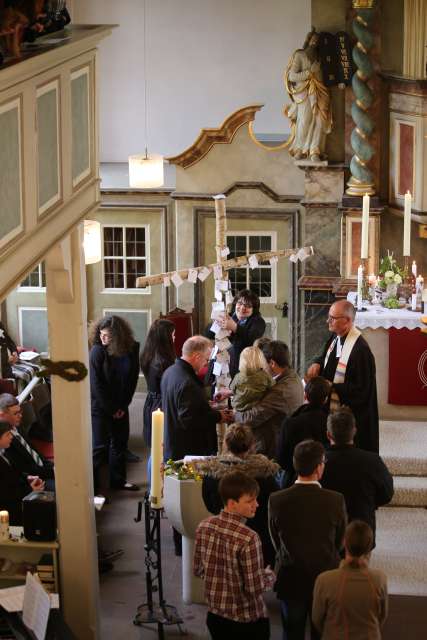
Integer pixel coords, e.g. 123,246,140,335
0,0,427,638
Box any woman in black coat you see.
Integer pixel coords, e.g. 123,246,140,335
89,315,140,491
140,318,175,454
218,289,266,377
198,423,279,566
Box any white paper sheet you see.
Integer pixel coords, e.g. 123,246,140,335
213,265,223,280
216,280,229,292
248,254,259,269
213,361,223,376
163,276,171,287
225,291,234,306
214,288,223,301
210,345,219,360
269,256,278,265
289,253,298,263
217,337,231,351
210,321,221,335
220,247,230,257
221,362,230,374
198,267,211,282
22,572,51,640
171,272,183,288
187,269,198,283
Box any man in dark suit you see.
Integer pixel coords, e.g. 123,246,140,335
269,440,347,640
161,335,232,462
0,421,45,525
277,376,330,488
0,393,54,482
321,407,393,545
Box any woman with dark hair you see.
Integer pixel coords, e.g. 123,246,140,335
197,423,279,566
140,319,175,448
218,289,266,378
89,315,140,491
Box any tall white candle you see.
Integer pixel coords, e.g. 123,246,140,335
0,510,9,541
361,194,370,259
403,191,412,256
412,261,417,278
357,265,363,311
150,409,164,509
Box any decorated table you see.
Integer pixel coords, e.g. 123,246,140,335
355,306,427,418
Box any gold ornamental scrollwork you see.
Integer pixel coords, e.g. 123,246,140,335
352,0,375,8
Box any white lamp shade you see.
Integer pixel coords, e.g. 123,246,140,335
129,153,164,188
83,220,102,265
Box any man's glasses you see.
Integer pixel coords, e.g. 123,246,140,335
327,315,345,322
236,301,253,309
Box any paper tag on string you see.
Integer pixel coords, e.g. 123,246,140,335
210,321,221,334
171,272,183,287
198,267,211,282
210,345,219,360
213,264,223,280
297,247,310,261
216,350,230,364
214,288,223,301
217,337,231,350
269,256,278,265
187,269,198,283
163,276,171,287
225,290,234,306
212,301,225,311
216,328,230,340
220,247,230,258
213,361,223,376
221,362,229,374
216,280,229,292
248,255,259,269
289,253,298,263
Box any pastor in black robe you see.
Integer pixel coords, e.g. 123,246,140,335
312,333,379,453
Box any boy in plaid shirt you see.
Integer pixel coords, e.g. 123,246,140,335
194,470,275,639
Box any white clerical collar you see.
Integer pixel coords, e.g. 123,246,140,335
11,428,18,435
295,480,321,487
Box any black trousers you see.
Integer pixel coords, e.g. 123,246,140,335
206,611,270,640
92,410,129,490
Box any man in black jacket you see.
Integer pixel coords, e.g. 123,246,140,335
277,376,330,487
0,421,45,525
0,393,54,484
269,440,347,640
321,407,393,545
161,336,232,461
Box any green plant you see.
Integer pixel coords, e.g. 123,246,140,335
378,253,404,290
383,297,400,309
164,459,202,481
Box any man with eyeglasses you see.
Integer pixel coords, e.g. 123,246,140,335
306,300,379,453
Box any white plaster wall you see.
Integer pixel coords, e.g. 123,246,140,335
70,0,311,162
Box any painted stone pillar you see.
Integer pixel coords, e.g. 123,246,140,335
45,225,100,640
346,0,377,196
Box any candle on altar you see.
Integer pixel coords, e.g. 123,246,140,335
150,409,164,509
403,191,412,256
0,510,9,541
361,194,370,260
412,261,417,278
357,265,363,311
416,275,424,292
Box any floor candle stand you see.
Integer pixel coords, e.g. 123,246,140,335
134,492,186,639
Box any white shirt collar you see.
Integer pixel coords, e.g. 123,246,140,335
295,479,321,487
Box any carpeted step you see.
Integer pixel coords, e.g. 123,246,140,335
390,476,427,507
380,420,427,477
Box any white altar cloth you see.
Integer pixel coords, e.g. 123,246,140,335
355,305,424,331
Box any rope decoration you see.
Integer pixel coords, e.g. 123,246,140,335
36,358,88,382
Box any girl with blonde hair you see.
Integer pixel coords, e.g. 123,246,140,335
230,346,274,412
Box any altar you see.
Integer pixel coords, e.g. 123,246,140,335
355,306,427,420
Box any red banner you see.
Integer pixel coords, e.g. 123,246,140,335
389,328,427,405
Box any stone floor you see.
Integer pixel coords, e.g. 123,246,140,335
98,395,427,639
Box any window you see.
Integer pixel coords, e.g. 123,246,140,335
19,307,48,352
19,263,46,290
226,233,276,302
103,226,148,291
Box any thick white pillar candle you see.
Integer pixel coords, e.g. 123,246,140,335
0,510,9,541
150,409,164,509
412,261,417,278
403,191,412,256
361,194,370,259
357,265,363,311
